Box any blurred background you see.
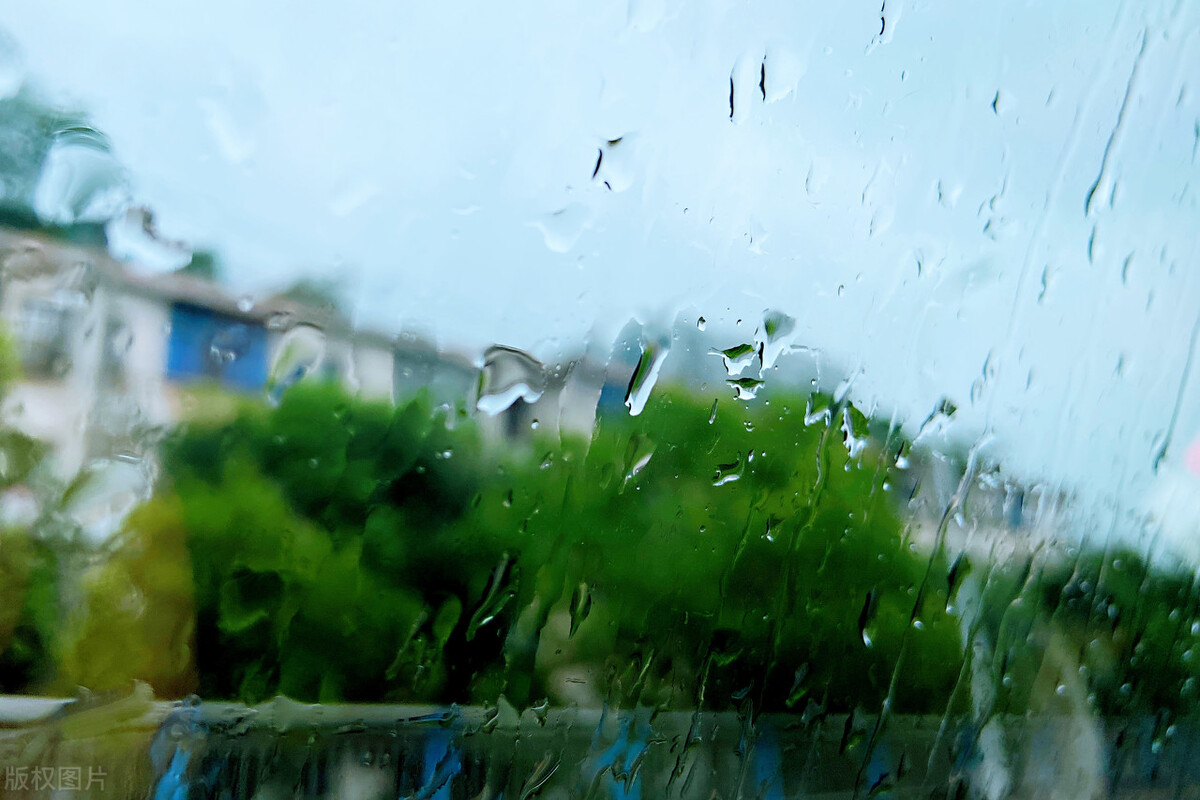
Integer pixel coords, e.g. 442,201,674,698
0,1,1198,798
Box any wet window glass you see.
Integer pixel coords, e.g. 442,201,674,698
0,2,1198,798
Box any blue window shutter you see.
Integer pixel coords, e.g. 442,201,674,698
166,303,268,391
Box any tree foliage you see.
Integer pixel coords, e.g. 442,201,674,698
36,378,1200,719
0,329,60,692
59,381,964,713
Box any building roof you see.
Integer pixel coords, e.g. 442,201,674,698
0,227,403,353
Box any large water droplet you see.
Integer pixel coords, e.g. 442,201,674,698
530,697,550,725
727,376,764,400
762,45,805,104
466,552,516,640
785,662,810,708
207,322,254,368
715,342,759,377
265,310,296,331
713,456,745,486
620,433,656,492
840,406,870,460
859,588,879,648
913,397,959,444
267,323,327,401
105,207,192,272
591,135,636,192
32,126,129,225
624,335,669,416
804,395,832,426
63,455,155,543
530,202,593,253
568,582,592,638
756,309,796,370
476,345,546,416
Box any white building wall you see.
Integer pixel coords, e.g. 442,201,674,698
351,342,395,401
1,275,104,477
108,292,173,426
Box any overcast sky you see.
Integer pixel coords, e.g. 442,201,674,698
2,0,1199,539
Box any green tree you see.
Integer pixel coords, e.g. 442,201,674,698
475,386,962,712
0,329,60,692
62,380,966,713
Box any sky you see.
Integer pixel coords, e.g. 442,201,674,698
2,0,1199,542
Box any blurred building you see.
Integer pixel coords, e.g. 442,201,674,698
0,228,449,479
0,226,626,499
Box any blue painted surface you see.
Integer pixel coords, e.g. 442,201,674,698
753,722,785,800
417,727,463,800
166,303,268,391
148,705,205,800
151,749,191,800
865,740,895,797
587,711,652,800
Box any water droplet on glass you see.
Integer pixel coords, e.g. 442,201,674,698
727,376,764,400
713,457,744,486
840,406,870,459
858,588,878,648
624,335,669,416
266,310,296,331
756,309,796,370
568,582,592,638
63,455,155,543
590,134,636,192
715,342,759,376
267,323,327,401
476,345,546,416
530,202,593,253
466,553,516,641
207,323,253,368
104,206,192,272
762,516,780,543
530,698,550,726
620,433,656,491
33,126,129,225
